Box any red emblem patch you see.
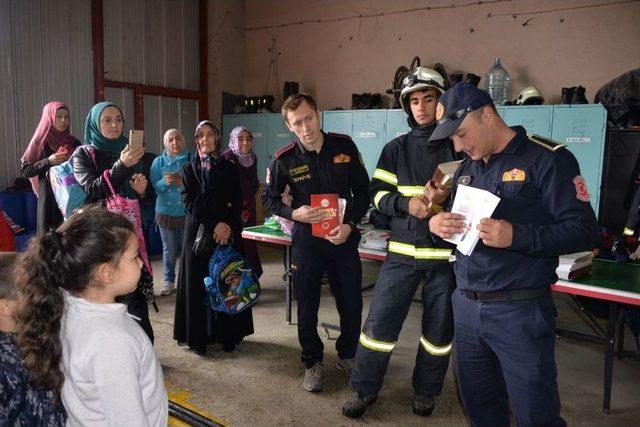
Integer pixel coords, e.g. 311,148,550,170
573,175,590,202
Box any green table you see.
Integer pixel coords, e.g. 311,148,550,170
552,259,640,414
242,225,386,324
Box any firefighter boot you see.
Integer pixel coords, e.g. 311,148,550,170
341,392,378,418
412,394,435,416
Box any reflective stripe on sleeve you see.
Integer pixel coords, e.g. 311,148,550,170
373,168,398,186
623,227,634,236
374,191,390,210
388,241,452,260
397,186,424,197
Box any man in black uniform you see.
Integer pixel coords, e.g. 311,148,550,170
342,67,459,419
429,83,600,427
262,93,370,393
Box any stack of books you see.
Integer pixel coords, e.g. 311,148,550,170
556,251,594,280
361,230,390,250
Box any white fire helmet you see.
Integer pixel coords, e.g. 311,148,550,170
400,66,445,111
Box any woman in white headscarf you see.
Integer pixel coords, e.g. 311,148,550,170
150,129,190,295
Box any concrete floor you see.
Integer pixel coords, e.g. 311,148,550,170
150,245,640,426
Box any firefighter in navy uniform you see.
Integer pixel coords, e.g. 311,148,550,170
262,93,370,393
342,67,461,419
429,83,600,427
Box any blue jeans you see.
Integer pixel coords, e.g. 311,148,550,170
158,226,183,284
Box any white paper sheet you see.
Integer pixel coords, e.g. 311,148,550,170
444,185,501,256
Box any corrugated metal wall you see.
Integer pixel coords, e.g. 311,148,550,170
143,96,199,155
0,0,200,189
0,0,93,190
103,0,200,156
103,0,200,90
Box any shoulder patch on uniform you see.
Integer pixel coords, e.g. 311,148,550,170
328,132,353,142
275,141,296,159
528,134,566,152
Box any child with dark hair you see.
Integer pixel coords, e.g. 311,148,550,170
14,205,168,426
0,252,66,425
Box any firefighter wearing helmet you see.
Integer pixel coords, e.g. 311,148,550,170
342,67,461,418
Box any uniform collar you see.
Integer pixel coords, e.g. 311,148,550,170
470,126,527,167
409,122,440,146
296,131,330,155
499,126,528,155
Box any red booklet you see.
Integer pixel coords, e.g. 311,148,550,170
311,193,339,237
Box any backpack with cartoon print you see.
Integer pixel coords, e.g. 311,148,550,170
204,245,260,315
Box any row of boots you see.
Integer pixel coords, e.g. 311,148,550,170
561,86,589,104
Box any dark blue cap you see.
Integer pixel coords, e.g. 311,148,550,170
429,83,493,141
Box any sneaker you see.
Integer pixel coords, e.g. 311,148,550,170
336,358,355,378
160,282,175,296
341,392,377,418
412,394,434,417
303,362,323,393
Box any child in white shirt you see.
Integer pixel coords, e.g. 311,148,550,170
15,205,168,426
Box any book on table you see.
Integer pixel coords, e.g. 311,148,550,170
556,251,594,281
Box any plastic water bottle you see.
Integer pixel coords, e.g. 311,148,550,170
484,58,510,106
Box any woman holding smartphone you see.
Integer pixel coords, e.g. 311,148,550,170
72,101,156,341
150,128,190,296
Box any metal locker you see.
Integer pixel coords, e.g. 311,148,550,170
551,104,607,215
385,109,410,142
502,105,553,138
264,113,295,181
322,111,353,136
352,110,386,178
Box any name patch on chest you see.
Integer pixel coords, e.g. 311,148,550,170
289,164,310,176
292,173,311,183
289,164,311,183
502,168,526,182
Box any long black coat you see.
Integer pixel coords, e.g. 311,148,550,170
173,154,254,349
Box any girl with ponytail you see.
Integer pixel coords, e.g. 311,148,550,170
15,205,168,426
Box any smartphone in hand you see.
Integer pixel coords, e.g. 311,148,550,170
129,130,144,151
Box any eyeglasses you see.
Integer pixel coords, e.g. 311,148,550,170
437,106,475,125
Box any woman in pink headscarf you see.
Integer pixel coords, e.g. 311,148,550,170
21,102,80,234
222,126,263,278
